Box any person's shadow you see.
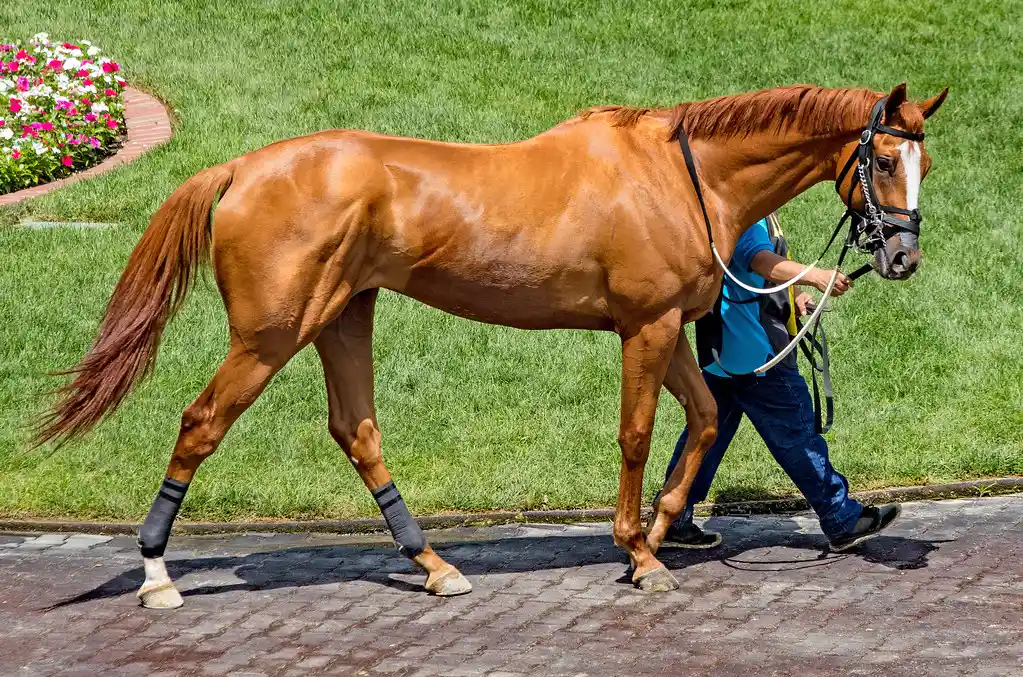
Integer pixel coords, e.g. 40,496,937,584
47,514,948,610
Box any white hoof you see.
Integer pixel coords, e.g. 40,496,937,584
425,568,472,597
138,581,184,609
138,556,184,609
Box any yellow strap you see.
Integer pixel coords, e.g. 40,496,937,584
767,212,800,336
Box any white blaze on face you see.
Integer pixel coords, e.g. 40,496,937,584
899,141,922,210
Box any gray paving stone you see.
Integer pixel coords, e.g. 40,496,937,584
0,494,1021,677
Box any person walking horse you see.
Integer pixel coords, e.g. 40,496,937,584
37,83,946,607
654,212,899,552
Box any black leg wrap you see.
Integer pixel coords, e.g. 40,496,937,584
372,481,426,559
138,478,189,558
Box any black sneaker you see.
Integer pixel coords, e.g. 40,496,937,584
828,504,901,552
661,520,722,549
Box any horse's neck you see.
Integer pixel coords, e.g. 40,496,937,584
693,131,853,245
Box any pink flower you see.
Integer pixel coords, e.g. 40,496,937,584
8,98,21,113
85,112,97,122
88,137,100,148
47,59,63,70
83,78,93,86
0,119,4,126
0,45,11,52
62,156,73,167
26,56,36,65
16,76,29,92
82,98,91,107
106,119,118,129
29,122,42,131
70,136,81,145
115,78,126,87
15,49,28,59
63,42,77,49
11,150,19,159
56,100,72,110
104,88,116,96
69,108,78,116
6,61,19,73
77,69,89,77
41,121,54,131
102,61,120,73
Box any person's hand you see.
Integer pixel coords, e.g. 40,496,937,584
810,269,851,296
795,292,815,316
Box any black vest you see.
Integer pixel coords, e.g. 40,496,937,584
695,212,798,373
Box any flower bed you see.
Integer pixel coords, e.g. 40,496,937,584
0,33,126,195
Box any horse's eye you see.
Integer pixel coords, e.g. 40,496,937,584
876,156,893,173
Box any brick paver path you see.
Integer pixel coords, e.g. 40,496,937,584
1,495,1020,677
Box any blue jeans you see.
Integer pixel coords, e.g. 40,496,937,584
664,364,862,540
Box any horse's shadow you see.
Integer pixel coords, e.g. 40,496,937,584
49,516,949,609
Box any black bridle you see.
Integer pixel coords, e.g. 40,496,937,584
835,96,925,256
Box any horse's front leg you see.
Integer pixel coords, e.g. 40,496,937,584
613,308,682,592
646,333,719,555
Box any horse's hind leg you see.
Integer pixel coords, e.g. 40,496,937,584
136,340,294,608
314,290,471,596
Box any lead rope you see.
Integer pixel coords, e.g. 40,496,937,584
677,124,853,376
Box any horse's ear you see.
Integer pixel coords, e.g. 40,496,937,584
920,87,949,119
884,83,908,120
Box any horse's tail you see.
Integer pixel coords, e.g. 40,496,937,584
35,163,235,446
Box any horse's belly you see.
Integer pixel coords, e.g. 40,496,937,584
392,266,613,331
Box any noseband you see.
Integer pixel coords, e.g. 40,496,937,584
836,96,924,253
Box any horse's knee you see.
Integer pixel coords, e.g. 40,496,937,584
617,422,654,464
691,397,717,431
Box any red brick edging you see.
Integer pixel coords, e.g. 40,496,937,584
0,86,172,206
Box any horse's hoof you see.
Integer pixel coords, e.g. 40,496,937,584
137,581,184,609
425,568,472,597
634,565,680,592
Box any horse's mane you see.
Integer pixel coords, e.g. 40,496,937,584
579,85,914,140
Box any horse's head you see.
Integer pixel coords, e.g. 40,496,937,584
835,83,948,280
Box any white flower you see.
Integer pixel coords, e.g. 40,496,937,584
0,128,13,140
32,140,45,154
33,32,49,42
71,49,83,57
81,85,97,94
87,46,101,57
56,74,70,89
0,80,9,94
91,102,109,113
63,58,81,70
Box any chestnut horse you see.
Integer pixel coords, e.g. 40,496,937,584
39,83,946,608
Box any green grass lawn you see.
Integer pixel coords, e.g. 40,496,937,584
1,0,1021,522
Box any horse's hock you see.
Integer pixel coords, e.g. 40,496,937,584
0,87,172,207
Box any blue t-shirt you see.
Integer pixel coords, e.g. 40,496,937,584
704,218,777,378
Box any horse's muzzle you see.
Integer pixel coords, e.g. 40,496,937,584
874,232,922,280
